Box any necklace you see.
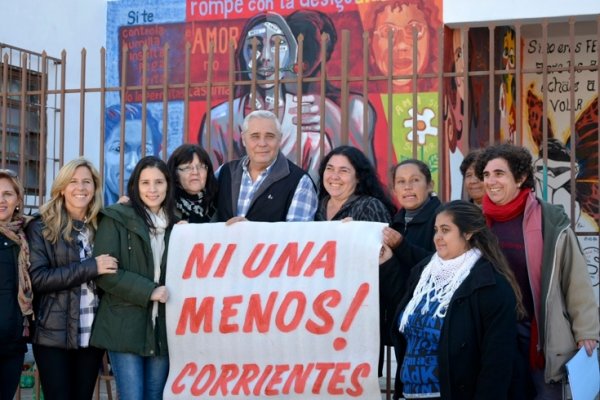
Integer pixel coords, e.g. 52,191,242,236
72,216,88,233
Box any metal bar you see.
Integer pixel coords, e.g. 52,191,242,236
1,54,8,169
79,48,86,156
412,25,418,159
118,44,128,198
438,27,445,201
183,43,191,143
19,53,27,183
226,38,234,163
39,52,48,204
319,32,327,162
296,34,304,166
100,47,106,180
161,43,169,158
541,20,549,202
488,24,495,146
568,18,576,229
462,27,470,154
362,31,370,157
206,40,214,138
59,50,66,167
514,23,522,146
341,30,349,145
141,45,148,158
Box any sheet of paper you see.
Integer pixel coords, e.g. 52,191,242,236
566,346,599,400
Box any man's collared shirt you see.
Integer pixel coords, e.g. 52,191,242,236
236,157,317,221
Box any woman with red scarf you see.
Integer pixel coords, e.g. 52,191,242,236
475,143,598,399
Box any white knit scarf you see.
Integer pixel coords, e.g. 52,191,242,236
147,208,167,326
399,248,482,332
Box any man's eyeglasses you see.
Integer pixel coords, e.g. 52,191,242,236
177,164,208,174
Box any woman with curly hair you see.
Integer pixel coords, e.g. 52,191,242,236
475,143,599,399
315,145,396,222
26,158,118,400
315,145,396,377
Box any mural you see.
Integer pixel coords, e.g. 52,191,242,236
198,10,376,181
442,27,502,199
522,26,599,298
105,4,596,290
441,23,598,296
105,0,443,198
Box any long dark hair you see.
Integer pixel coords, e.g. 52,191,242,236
127,156,175,230
436,200,526,319
167,144,218,209
318,145,397,215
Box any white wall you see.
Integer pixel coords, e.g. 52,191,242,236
1,0,106,73
444,0,600,25
1,0,107,174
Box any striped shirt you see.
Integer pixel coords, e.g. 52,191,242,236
77,227,99,347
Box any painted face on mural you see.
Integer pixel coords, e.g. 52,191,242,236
371,3,430,89
104,120,155,203
243,21,291,89
533,156,580,220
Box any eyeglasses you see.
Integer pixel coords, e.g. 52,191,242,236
374,22,426,42
0,169,18,178
177,164,208,174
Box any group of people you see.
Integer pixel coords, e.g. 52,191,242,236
0,109,598,400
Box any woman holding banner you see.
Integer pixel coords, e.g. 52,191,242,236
315,145,396,377
386,200,524,399
91,156,175,400
315,146,395,222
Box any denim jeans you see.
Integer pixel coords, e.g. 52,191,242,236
108,351,169,400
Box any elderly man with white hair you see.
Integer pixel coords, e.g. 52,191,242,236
216,110,318,222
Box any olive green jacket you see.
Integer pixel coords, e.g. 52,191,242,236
90,204,171,357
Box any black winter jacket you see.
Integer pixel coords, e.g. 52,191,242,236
0,233,27,355
391,256,518,399
25,216,99,349
216,152,308,222
379,195,440,346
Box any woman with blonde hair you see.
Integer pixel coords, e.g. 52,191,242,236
25,158,118,400
0,169,33,399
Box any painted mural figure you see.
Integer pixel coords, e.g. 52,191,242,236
104,104,162,205
498,28,517,142
526,88,599,298
442,28,465,200
198,10,375,180
369,0,439,92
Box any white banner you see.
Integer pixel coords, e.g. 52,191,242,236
164,221,385,399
